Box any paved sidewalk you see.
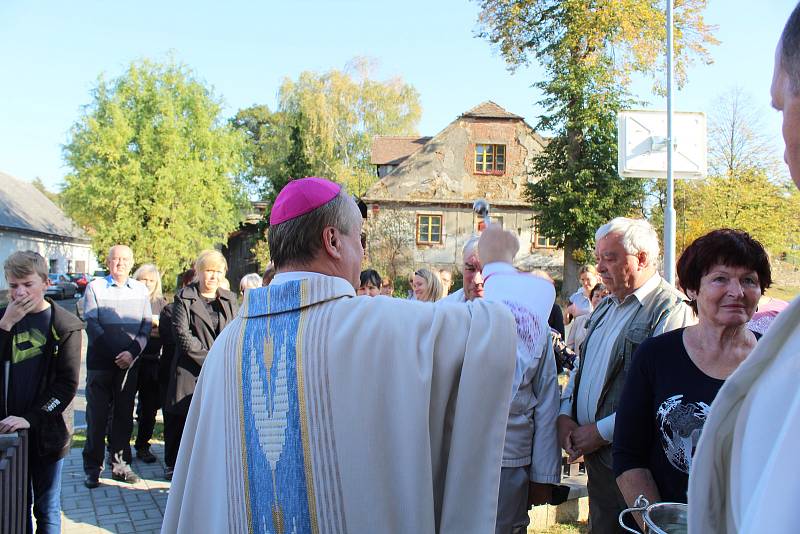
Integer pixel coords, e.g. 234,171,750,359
60,443,169,534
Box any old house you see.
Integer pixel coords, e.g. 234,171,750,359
0,171,98,295
363,101,563,279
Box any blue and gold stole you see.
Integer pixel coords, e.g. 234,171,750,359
239,280,317,534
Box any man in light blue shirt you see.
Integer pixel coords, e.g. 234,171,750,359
82,245,151,488
557,218,694,534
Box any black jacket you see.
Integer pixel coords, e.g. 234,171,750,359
0,298,83,462
158,302,176,390
165,283,237,415
140,296,168,361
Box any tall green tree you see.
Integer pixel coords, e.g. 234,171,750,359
233,58,422,203
675,170,799,256
62,58,247,289
476,0,717,295
230,105,298,202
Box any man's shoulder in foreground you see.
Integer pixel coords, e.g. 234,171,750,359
441,288,466,303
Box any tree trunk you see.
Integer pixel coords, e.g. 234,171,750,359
562,239,581,301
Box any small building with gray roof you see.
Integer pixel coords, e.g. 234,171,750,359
0,171,98,295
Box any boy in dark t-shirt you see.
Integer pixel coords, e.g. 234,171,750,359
0,251,82,534
7,308,51,415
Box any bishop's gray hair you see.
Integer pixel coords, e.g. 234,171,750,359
268,190,357,269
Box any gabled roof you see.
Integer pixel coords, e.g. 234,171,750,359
364,101,546,207
370,136,432,165
0,171,89,242
460,100,523,120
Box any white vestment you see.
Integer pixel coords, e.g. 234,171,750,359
688,298,800,533
162,270,532,534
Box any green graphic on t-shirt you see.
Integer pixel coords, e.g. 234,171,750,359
13,328,47,363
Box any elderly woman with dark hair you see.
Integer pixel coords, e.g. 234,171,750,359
613,229,769,521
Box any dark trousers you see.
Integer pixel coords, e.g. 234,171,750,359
163,410,187,469
584,446,635,534
82,366,139,474
135,358,160,451
495,466,530,534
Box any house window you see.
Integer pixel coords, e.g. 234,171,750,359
533,220,558,249
49,259,58,273
475,144,506,174
417,214,442,244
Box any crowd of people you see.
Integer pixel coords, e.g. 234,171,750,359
2,5,800,533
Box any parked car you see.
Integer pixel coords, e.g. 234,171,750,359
46,273,79,299
68,273,90,293
92,269,109,280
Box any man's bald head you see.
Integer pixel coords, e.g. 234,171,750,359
107,244,134,283
108,244,133,259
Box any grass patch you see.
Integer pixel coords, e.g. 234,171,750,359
72,421,164,449
766,285,800,302
531,521,589,533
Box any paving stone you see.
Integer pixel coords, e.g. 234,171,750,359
64,512,98,523
128,509,149,521
93,497,126,506
96,513,131,523
116,521,136,533
61,483,81,495
130,518,164,530
60,446,168,533
62,498,80,510
94,505,114,516
121,492,148,503
144,508,163,520
124,502,157,512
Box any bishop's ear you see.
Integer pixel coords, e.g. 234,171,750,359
322,226,343,260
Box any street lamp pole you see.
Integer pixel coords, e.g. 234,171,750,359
664,0,677,285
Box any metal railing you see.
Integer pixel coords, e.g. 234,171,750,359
0,429,28,534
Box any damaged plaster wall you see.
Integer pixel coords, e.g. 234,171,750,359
364,114,562,277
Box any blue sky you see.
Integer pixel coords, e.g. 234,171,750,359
0,0,796,191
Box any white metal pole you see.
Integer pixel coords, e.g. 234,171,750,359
664,0,677,285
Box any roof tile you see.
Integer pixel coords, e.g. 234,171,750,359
0,171,89,241
460,100,523,120
370,136,432,165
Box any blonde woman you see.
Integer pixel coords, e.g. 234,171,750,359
412,268,444,302
131,264,167,463
163,250,237,480
566,265,598,320
566,282,609,360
